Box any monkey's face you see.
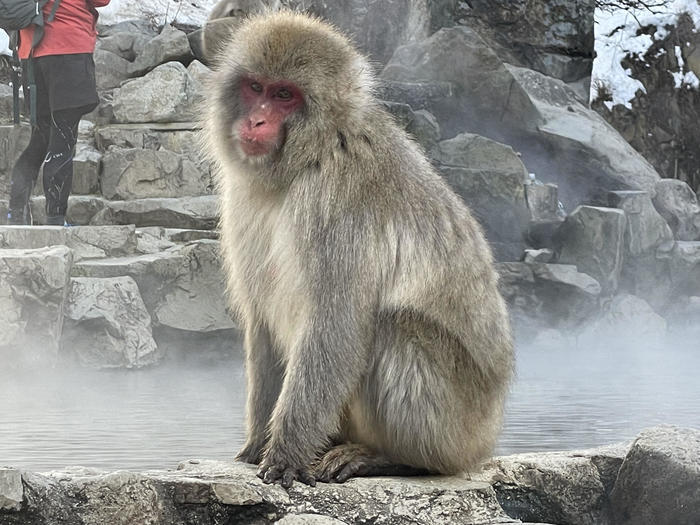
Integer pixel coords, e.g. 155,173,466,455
232,76,305,159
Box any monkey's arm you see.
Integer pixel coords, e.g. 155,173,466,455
237,320,284,464
259,222,378,488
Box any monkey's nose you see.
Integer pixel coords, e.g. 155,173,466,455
251,118,266,128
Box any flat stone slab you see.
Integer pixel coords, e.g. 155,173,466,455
0,225,138,261
90,196,218,230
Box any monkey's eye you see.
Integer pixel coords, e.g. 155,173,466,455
250,82,263,93
275,88,293,100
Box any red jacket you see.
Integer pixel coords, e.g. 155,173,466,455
18,0,110,59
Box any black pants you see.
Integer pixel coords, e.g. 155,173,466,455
8,54,99,225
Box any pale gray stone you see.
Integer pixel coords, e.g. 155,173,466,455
652,179,700,241
609,190,673,256
667,241,700,297
276,515,348,525
0,225,137,261
0,124,30,196
525,182,563,223
0,467,23,511
73,142,102,195
611,426,700,525
90,196,219,230
113,62,198,124
128,25,194,77
29,195,106,226
93,48,132,90
101,147,212,200
523,248,554,264
555,206,626,294
63,276,161,369
0,246,73,366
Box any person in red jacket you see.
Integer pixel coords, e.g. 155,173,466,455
7,0,110,226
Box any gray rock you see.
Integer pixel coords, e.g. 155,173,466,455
577,294,667,347
0,467,23,511
523,248,554,264
497,262,600,330
555,206,626,294
667,241,700,297
72,142,102,194
377,80,455,113
0,83,16,125
63,276,161,369
89,196,219,230
525,182,562,223
0,124,30,196
187,59,212,90
93,48,132,90
128,25,194,77
113,62,198,124
97,31,150,62
381,101,440,152
652,179,700,241
276,515,348,525
0,246,72,367
611,425,700,525
435,133,529,260
0,225,137,261
101,147,212,200
29,195,106,226
608,190,673,258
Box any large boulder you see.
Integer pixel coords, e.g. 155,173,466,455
554,206,626,294
0,246,73,367
0,124,31,197
666,241,700,297
128,25,194,77
0,468,23,511
112,62,198,124
610,425,700,525
62,276,161,369
652,179,700,241
93,48,132,90
382,30,661,207
433,133,529,260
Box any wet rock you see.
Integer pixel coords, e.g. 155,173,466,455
101,147,212,200
611,425,700,525
89,196,219,230
128,24,194,77
0,468,23,511
112,62,198,123
434,133,529,260
497,262,600,331
0,246,72,367
0,225,137,261
652,179,700,241
62,276,161,369
554,206,626,294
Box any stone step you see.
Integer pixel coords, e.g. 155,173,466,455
0,225,137,261
90,195,218,230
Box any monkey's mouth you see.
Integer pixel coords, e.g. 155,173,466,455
239,138,272,157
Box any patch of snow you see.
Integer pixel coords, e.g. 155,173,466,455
1,30,10,56
96,0,220,27
592,0,700,108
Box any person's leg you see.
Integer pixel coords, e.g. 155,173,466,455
7,60,51,225
42,107,83,225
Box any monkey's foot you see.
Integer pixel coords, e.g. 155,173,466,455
314,444,429,483
258,454,316,489
235,441,265,465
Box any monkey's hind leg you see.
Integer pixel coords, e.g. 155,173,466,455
314,444,430,483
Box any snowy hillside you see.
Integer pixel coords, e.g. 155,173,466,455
592,0,700,107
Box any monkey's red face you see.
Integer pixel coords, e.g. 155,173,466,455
236,77,304,157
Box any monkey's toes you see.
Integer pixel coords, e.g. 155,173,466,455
258,463,316,489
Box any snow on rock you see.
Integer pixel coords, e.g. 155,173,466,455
593,0,700,108
96,0,219,27
1,30,9,57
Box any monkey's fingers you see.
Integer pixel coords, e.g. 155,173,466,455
258,463,316,488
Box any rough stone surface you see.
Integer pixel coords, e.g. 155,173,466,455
0,124,31,197
112,62,198,124
28,195,106,226
62,276,161,369
652,179,700,241
0,225,137,261
93,48,132,90
555,206,626,294
667,241,700,297
525,182,563,223
128,25,193,77
497,262,600,331
434,133,529,260
101,147,212,200
72,143,102,195
0,246,73,366
90,196,219,230
0,468,23,511
611,426,700,525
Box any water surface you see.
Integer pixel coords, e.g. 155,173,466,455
1,339,698,471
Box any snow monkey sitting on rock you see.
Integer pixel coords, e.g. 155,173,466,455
201,10,514,488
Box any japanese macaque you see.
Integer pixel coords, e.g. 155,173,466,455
201,11,514,488
202,0,279,63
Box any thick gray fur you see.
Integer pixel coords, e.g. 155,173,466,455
201,11,514,487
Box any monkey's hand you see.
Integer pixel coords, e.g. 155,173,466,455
257,448,316,489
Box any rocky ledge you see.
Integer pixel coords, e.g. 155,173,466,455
1,426,698,525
